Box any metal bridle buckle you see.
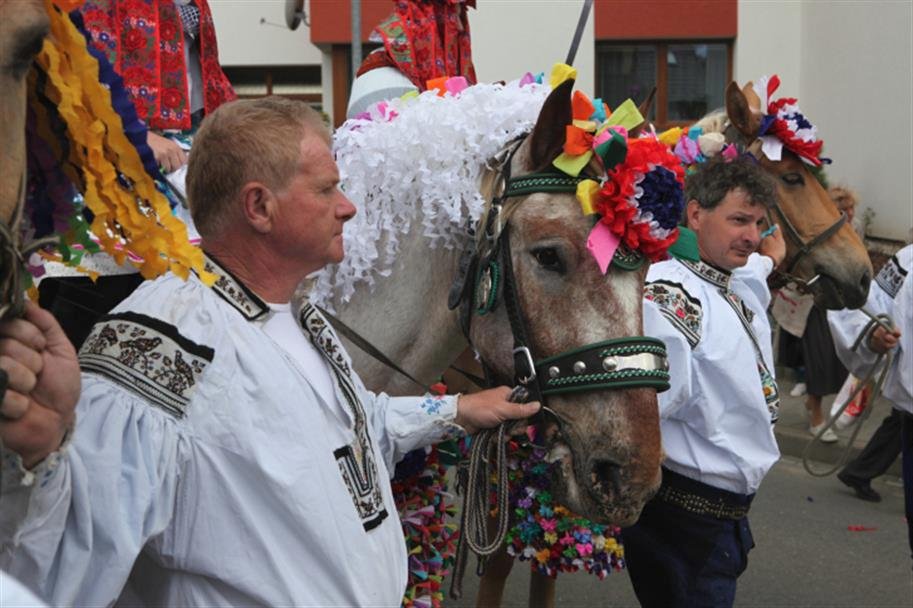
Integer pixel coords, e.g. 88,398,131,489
485,203,503,242
513,346,537,385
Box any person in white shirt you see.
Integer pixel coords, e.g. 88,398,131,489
623,156,786,607
0,97,539,606
829,244,912,561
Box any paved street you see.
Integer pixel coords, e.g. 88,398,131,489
444,455,912,607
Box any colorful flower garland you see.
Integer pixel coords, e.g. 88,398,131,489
753,74,827,166
546,63,687,267
595,138,685,262
503,429,625,579
393,443,460,608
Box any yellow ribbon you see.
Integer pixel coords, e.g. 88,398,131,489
576,179,600,216
35,0,211,284
549,62,578,89
658,126,684,147
606,99,644,131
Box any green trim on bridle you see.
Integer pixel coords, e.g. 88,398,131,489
535,337,670,396
503,171,591,198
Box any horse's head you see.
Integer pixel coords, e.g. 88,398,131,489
468,81,662,526
724,80,872,309
0,0,48,227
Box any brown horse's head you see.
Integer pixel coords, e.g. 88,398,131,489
724,81,872,309
469,81,662,526
0,0,48,228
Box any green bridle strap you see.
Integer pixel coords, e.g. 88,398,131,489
503,172,591,198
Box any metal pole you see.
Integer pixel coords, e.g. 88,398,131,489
351,0,362,80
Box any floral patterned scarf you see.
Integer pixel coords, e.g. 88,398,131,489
359,0,476,90
78,0,235,130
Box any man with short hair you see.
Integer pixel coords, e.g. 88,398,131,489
623,157,786,607
0,97,538,605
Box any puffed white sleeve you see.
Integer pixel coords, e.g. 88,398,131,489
0,376,182,607
732,253,775,310
643,294,697,420
827,282,895,379
886,275,912,411
360,383,465,473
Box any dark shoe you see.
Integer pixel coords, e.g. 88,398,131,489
837,472,882,502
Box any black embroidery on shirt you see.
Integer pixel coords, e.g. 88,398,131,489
645,279,703,348
720,289,780,424
333,445,389,531
681,258,731,289
79,312,214,418
875,254,908,299
194,254,269,321
299,302,388,532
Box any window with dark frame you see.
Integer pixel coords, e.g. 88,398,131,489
221,65,323,106
595,41,733,129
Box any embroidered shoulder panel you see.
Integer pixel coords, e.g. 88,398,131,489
79,312,214,418
875,254,908,299
645,279,703,348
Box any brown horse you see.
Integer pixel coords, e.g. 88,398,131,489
722,80,872,309
0,0,48,225
0,0,49,317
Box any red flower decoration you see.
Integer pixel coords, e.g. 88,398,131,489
123,28,146,52
161,87,184,109
596,138,686,262
765,98,824,166
159,21,178,43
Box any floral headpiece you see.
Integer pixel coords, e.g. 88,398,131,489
753,74,828,166
546,65,687,268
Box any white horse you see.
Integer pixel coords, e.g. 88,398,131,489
308,78,667,607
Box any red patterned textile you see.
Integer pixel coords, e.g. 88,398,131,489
366,0,476,90
78,0,235,130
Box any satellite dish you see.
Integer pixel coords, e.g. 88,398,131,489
285,0,306,30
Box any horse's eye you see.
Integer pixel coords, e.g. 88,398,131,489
781,172,804,186
531,247,565,273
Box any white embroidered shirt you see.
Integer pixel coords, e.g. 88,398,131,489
0,256,463,606
643,253,780,495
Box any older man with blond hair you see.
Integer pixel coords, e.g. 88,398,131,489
0,97,537,605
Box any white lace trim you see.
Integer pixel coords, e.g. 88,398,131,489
310,80,550,306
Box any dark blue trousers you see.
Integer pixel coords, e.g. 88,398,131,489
623,473,755,608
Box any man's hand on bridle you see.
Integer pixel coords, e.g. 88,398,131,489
869,324,901,354
0,301,80,469
454,385,540,435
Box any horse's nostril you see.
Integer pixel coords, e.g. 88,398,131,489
860,270,871,293
591,459,623,498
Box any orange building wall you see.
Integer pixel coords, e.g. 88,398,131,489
310,1,393,44
310,1,736,44
594,0,736,40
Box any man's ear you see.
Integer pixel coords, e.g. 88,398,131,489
685,199,702,231
240,183,274,234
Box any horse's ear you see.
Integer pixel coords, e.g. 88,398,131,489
726,81,762,138
628,86,657,137
526,79,575,171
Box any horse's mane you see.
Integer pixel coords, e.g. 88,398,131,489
310,80,549,307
